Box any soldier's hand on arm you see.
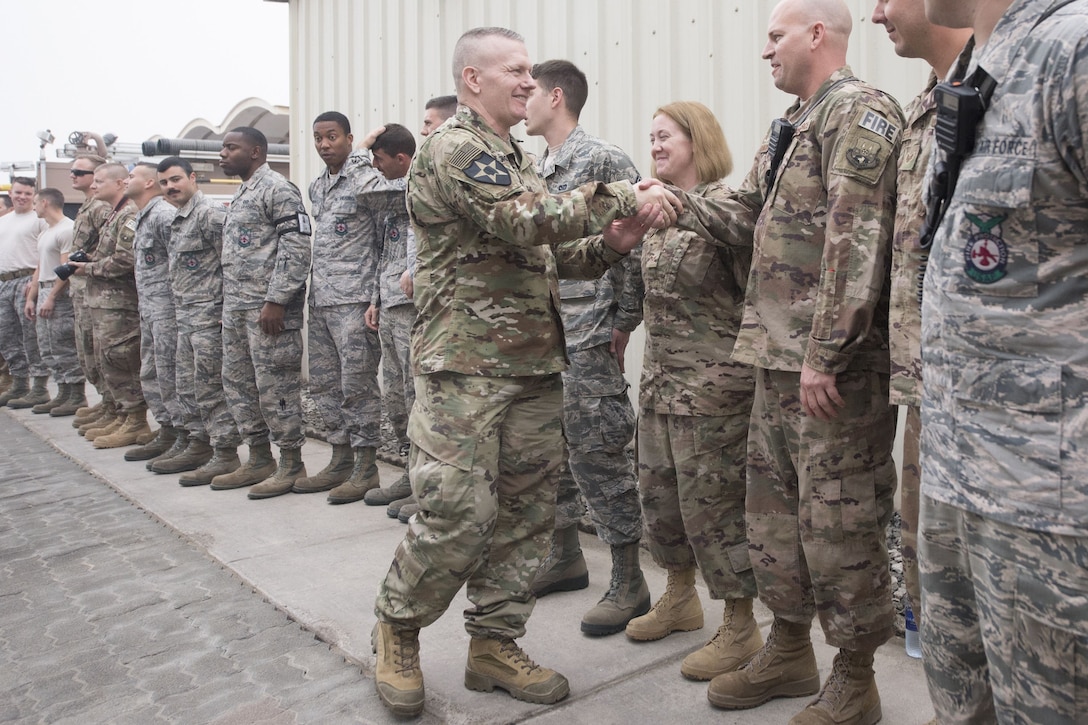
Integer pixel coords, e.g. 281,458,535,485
365,304,380,331
39,294,55,320
610,328,631,373
635,179,683,227
800,363,845,421
603,202,657,254
259,301,286,335
399,269,414,299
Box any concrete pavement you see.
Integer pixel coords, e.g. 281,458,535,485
1,397,935,724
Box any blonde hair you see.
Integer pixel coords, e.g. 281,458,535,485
652,101,733,185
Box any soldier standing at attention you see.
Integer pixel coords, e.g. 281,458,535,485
918,0,1088,721
370,26,680,717
522,59,650,636
216,127,311,499
69,163,150,449
653,1,902,721
289,111,385,502
870,0,971,661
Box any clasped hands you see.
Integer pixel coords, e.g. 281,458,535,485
603,179,683,254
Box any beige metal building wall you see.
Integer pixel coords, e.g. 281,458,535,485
284,0,931,395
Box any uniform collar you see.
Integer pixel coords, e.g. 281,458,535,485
970,0,1064,87
136,195,166,222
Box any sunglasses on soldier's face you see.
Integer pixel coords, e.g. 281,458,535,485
70,169,95,177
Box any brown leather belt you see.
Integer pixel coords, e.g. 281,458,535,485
0,268,35,282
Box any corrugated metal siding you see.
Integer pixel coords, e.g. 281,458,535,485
286,0,931,397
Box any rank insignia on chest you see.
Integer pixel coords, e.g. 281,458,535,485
463,152,512,186
962,213,1008,284
846,139,881,170
334,218,348,236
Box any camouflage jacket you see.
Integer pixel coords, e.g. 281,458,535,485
349,151,413,311
84,199,138,311
639,180,755,417
407,105,639,377
676,67,901,375
222,163,312,325
134,196,176,322
888,73,938,408
920,0,1088,535
308,151,391,308
169,191,227,330
69,197,111,297
538,124,644,352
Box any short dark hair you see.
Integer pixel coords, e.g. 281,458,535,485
0,195,12,209
229,126,268,152
11,176,36,190
37,187,65,210
372,123,416,159
313,111,351,135
425,95,458,115
531,60,589,118
156,156,194,175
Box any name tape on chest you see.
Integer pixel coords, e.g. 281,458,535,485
857,110,900,143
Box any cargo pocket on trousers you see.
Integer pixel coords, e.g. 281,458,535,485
806,437,879,544
104,329,142,373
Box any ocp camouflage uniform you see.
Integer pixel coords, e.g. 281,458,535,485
678,67,902,651
919,4,1088,722
375,105,639,637
83,200,144,414
70,198,112,399
134,196,183,430
638,180,757,598
890,73,939,617
307,151,387,449
222,163,310,450
364,156,416,452
169,192,239,448
538,124,643,546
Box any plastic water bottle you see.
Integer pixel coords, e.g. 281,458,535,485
904,604,922,659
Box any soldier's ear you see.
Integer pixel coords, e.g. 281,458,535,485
462,65,482,95
551,86,563,110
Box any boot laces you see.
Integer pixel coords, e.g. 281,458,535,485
498,639,541,675
744,618,782,672
603,551,625,601
811,653,850,708
392,631,420,676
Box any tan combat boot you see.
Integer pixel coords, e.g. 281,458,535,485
94,410,152,449
73,401,103,427
50,382,87,417
32,383,70,414
625,567,704,641
708,616,820,710
788,649,881,725
84,412,122,441
581,542,651,636
125,425,178,462
531,525,589,597
371,622,424,716
363,468,412,506
146,430,189,471
247,447,307,499
327,447,381,504
464,637,569,704
0,369,11,395
150,437,213,474
0,377,28,407
292,443,353,493
209,442,276,490
179,447,241,487
681,597,764,680
8,376,50,408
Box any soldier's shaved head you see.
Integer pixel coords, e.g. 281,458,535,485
765,0,853,99
452,27,524,95
780,0,853,46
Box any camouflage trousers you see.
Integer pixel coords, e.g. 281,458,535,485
639,410,757,599
139,312,184,427
71,285,104,396
177,321,239,448
378,303,417,449
900,405,921,615
0,275,46,379
920,495,1088,724
555,344,641,546
222,307,304,450
308,303,382,448
34,283,83,384
375,372,564,638
90,307,144,414
747,367,897,651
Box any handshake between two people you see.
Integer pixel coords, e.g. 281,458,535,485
603,179,683,255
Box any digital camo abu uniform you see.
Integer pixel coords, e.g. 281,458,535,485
919,2,1088,722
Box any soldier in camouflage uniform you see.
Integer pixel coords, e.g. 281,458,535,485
152,157,242,485
652,3,902,721
213,127,311,500
919,1,1088,721
290,112,386,504
70,163,149,449
870,0,972,656
64,156,110,420
621,102,763,686
121,164,185,460
370,26,680,718
521,59,649,637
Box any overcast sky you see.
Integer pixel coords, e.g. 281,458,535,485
2,0,289,171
